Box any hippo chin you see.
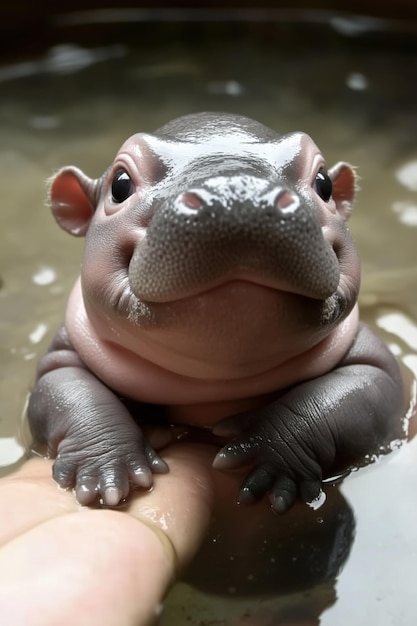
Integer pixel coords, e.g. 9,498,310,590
28,112,406,511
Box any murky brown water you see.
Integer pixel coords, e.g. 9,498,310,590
1,15,417,625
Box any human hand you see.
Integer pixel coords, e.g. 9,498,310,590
0,443,215,626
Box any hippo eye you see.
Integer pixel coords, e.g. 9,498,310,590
315,170,333,202
111,169,134,203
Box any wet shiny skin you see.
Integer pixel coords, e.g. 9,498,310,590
25,112,405,522
2,29,417,625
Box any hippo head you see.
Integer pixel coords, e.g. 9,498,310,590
48,112,359,380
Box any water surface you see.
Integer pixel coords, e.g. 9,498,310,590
1,17,417,625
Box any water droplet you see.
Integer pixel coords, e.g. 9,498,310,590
396,160,417,191
307,489,327,511
206,79,244,96
346,72,368,90
32,266,57,286
392,201,417,227
0,437,26,466
29,323,48,344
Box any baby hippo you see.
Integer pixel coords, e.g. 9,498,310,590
28,112,406,512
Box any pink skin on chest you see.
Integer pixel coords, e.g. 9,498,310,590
65,277,359,427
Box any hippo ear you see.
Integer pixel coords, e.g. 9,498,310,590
328,162,358,221
48,166,102,236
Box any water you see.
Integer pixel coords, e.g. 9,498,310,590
1,15,417,625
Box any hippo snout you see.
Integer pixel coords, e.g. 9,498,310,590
128,175,340,303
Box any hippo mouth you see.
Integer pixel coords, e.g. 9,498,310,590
129,268,335,306
128,225,340,305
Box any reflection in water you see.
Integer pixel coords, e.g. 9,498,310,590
0,16,417,626
396,160,417,192
0,437,25,468
377,311,417,353
162,486,355,625
345,72,369,91
32,266,58,286
392,202,417,227
0,44,126,83
184,488,354,598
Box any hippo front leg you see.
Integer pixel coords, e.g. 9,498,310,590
28,326,169,506
214,323,407,513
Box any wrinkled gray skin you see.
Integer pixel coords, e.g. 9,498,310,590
28,113,406,512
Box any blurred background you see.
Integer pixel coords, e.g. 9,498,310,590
1,0,417,60
1,3,417,625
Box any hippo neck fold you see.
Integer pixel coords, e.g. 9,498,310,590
66,278,360,418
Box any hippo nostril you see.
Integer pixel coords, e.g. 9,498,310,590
181,191,205,211
274,189,300,215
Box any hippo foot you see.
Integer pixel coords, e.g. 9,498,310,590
214,447,323,514
236,463,323,514
213,401,331,513
53,437,169,507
